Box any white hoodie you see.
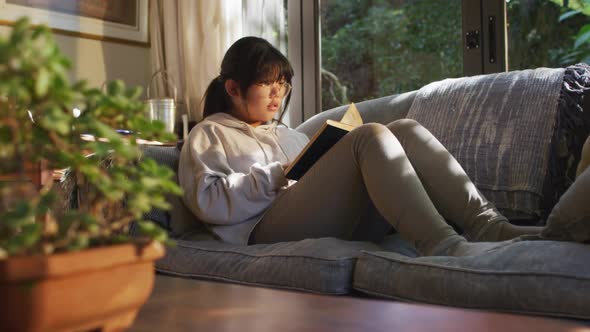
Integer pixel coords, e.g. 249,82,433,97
178,112,310,244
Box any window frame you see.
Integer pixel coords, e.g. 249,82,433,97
286,0,320,127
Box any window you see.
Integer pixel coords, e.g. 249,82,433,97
320,0,463,111
289,0,590,124
243,0,288,56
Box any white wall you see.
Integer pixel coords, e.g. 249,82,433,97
0,25,151,96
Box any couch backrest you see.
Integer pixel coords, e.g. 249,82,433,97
295,90,417,138
299,65,590,222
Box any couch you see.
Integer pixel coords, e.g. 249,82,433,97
134,65,590,320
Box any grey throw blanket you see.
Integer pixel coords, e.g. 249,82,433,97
407,68,565,218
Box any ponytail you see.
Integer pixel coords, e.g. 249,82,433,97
202,76,230,118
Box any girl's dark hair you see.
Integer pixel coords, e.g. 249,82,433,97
202,36,294,123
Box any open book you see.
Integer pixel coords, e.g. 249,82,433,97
285,103,363,180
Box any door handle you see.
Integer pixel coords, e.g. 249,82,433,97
488,15,496,64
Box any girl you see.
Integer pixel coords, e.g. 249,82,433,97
179,36,590,256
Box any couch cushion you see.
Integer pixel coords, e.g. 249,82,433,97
353,240,590,319
156,237,381,295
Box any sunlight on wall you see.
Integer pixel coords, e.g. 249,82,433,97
0,25,151,96
55,34,151,95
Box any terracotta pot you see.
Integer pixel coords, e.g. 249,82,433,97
0,241,165,332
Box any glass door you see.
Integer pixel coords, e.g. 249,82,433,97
319,0,464,110
295,0,590,121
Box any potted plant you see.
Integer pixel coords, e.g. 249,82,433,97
0,18,181,332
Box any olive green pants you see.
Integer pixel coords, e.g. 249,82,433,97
251,120,544,255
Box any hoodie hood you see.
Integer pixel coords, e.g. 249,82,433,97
202,112,308,165
205,112,278,132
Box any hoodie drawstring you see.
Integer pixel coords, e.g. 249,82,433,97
246,125,271,164
270,126,291,163
213,113,291,165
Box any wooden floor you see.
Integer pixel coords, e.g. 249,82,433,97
129,274,590,332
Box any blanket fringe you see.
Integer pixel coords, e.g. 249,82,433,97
544,63,590,220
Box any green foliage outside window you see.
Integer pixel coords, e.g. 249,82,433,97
508,0,590,68
321,0,590,111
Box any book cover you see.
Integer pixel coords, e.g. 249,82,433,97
285,103,362,180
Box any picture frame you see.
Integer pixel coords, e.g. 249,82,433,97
0,0,149,46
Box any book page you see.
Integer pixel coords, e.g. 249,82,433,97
284,102,362,180
285,123,350,180
339,103,363,127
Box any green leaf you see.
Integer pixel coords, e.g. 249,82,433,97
35,67,51,97
104,188,124,201
57,212,81,237
89,142,112,157
137,221,168,243
2,201,35,228
110,234,130,244
126,86,143,100
75,214,100,234
67,234,89,252
91,121,122,141
128,193,151,214
20,223,42,247
79,164,102,181
79,213,98,226
106,80,125,96
148,197,171,211
559,10,581,22
4,223,42,255
40,106,71,135
575,28,590,49
140,177,161,190
36,192,56,215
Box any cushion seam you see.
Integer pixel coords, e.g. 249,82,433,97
162,253,354,269
360,252,590,280
156,268,349,295
174,242,369,261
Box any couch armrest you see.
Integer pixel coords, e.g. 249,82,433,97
295,90,417,138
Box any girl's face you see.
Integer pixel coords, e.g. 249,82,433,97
226,79,291,127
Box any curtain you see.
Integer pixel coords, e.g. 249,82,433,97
150,0,286,123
